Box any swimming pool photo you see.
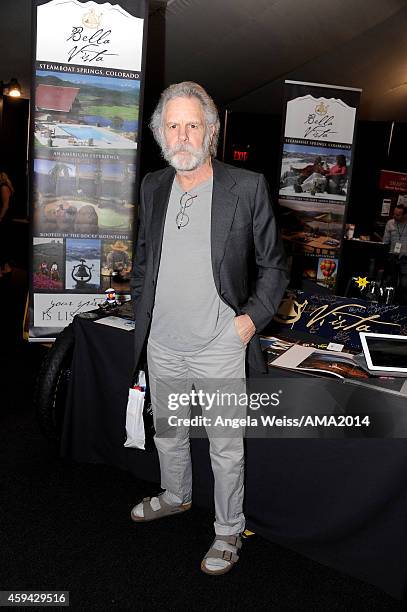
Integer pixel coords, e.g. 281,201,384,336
60,125,124,143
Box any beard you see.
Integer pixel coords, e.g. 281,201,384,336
161,136,211,172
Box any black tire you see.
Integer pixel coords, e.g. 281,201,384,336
34,324,75,442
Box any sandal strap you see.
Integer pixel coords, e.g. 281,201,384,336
142,495,164,520
141,494,187,521
204,547,239,563
213,534,242,549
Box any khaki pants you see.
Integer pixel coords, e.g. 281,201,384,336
147,317,247,535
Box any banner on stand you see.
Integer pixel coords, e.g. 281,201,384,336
278,81,361,292
28,0,148,340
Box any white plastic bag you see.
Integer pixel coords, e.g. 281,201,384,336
124,371,147,450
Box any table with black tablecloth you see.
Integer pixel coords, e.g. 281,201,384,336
61,316,407,599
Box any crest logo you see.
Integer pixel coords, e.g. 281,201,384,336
315,101,328,115
82,8,102,29
274,296,308,326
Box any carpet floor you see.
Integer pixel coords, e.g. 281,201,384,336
1,340,406,611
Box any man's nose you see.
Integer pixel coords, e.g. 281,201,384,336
179,125,189,141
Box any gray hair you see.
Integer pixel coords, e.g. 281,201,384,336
150,81,220,158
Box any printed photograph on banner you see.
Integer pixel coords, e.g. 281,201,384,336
279,144,351,202
65,238,101,291
286,253,338,290
33,238,64,291
34,72,140,155
33,158,136,236
301,257,319,284
101,239,132,292
317,257,338,289
279,199,344,257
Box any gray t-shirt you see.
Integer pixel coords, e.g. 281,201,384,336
383,219,407,255
149,175,235,351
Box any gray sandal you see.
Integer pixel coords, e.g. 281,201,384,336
130,494,192,522
201,534,242,575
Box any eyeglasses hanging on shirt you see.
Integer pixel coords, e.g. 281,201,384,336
176,192,197,229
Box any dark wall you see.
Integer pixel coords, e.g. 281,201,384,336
0,96,30,219
223,111,283,199
346,121,392,234
138,9,167,179
387,122,407,173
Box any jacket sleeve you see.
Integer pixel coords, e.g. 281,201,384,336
241,174,290,331
130,173,150,306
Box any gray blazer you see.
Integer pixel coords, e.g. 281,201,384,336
130,159,289,373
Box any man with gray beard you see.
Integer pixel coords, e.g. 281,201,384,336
130,82,289,574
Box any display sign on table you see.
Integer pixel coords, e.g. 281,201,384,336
272,290,407,352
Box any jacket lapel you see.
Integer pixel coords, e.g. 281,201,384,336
151,166,176,278
211,159,239,291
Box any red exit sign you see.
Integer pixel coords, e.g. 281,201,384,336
233,150,249,161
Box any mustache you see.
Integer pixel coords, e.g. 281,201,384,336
167,143,199,155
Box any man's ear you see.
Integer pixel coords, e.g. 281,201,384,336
209,124,216,145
